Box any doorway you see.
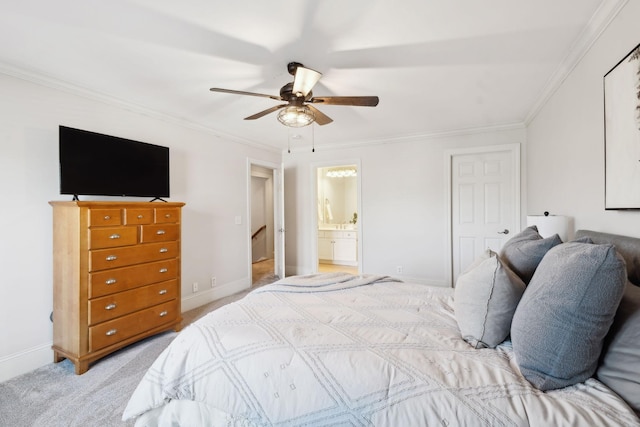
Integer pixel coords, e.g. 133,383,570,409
248,160,284,286
446,144,520,286
314,162,361,274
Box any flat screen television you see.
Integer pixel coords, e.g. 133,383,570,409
59,126,170,199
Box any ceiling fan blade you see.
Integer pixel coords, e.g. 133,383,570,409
310,96,379,107
210,87,282,101
306,105,333,125
244,104,288,120
292,66,322,97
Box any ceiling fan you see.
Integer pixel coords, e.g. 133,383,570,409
209,62,379,127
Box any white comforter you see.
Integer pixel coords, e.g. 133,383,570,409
123,274,640,426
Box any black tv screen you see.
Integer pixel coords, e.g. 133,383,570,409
59,126,170,198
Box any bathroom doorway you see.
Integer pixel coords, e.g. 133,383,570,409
315,162,361,274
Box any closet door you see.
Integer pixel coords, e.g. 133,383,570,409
449,145,520,285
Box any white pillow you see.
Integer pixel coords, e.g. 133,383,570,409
454,249,526,348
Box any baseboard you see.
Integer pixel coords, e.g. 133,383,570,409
0,278,251,383
409,277,450,288
0,343,52,383
181,277,249,312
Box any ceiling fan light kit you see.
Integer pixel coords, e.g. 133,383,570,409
278,105,315,127
210,62,379,128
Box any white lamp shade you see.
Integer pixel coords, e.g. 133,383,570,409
526,215,569,242
293,66,322,96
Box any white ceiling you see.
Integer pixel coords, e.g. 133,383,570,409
0,0,622,151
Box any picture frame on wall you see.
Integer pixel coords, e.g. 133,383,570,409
604,42,640,209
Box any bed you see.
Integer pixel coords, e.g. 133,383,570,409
123,229,640,426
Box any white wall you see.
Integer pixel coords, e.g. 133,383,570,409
0,73,279,381
284,126,526,283
527,0,640,238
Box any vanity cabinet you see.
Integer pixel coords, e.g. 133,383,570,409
49,201,184,374
318,230,358,265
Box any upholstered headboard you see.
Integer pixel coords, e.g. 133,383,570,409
575,230,640,286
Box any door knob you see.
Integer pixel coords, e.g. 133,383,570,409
498,229,510,235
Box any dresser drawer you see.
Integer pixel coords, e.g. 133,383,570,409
90,258,178,298
89,226,138,249
88,280,178,325
89,300,177,352
140,224,179,243
125,208,153,225
155,207,180,224
90,241,178,272
89,209,122,227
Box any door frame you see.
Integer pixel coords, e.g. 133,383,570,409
310,159,363,273
247,158,285,283
444,143,521,287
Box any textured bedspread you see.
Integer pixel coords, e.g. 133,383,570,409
123,277,640,426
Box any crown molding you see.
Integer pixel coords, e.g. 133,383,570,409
0,62,281,154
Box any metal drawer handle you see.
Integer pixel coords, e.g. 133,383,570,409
137,214,143,219
159,268,168,273
159,311,168,317
105,278,117,285
106,255,117,261
159,289,168,295
159,248,168,253
164,214,171,218
156,230,166,235
109,233,121,239
105,303,117,310
104,215,111,220
106,329,117,336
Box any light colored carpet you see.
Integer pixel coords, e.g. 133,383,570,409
0,276,278,427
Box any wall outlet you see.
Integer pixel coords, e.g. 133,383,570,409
211,276,216,287
396,266,403,274
192,282,199,293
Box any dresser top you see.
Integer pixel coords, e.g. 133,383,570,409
49,200,185,208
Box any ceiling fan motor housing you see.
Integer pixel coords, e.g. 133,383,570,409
280,82,310,104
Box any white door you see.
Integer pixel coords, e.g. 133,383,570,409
333,237,357,263
274,163,285,279
449,145,520,285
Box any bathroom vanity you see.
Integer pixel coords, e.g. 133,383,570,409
318,228,358,265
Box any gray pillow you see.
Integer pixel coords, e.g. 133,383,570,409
499,225,562,284
596,282,640,416
454,249,526,349
511,242,627,391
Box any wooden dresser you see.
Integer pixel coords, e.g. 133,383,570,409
49,201,185,374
